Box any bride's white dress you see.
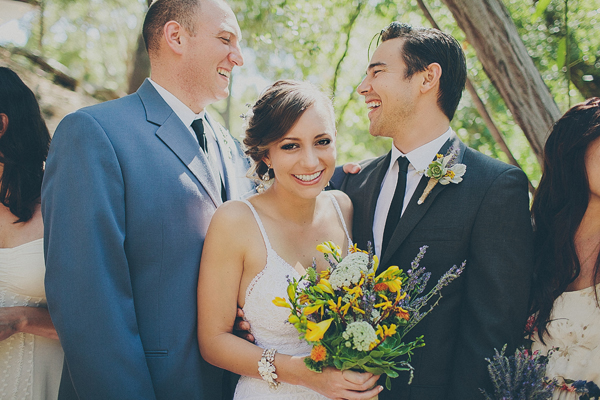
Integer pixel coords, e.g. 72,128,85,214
531,283,600,399
0,239,63,400
233,194,351,399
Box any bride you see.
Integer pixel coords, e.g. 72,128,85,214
530,98,600,398
197,80,382,399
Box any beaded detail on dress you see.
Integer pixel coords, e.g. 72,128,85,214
233,194,351,399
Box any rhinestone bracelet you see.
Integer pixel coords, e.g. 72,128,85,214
258,348,280,390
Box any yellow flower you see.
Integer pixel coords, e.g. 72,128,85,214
374,294,393,310
384,324,397,337
305,319,333,342
302,303,323,315
288,315,300,324
316,241,341,257
287,285,296,302
344,278,364,298
273,297,291,308
386,279,403,293
317,280,334,295
372,255,379,273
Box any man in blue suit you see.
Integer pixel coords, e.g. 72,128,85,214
41,0,254,398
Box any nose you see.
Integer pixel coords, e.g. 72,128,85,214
229,43,244,67
301,147,320,170
357,76,370,96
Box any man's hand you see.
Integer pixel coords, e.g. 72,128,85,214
233,308,255,343
343,162,361,174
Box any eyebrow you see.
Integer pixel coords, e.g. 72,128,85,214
280,133,332,142
365,62,387,74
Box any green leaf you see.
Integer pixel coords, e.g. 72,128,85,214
557,37,567,69
385,375,392,390
531,0,552,23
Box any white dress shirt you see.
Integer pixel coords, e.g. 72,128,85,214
373,128,453,258
148,79,225,183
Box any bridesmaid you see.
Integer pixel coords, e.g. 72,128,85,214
530,98,600,398
0,67,63,400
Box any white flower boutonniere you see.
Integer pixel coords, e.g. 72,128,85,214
417,147,466,205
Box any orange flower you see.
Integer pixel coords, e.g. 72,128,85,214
310,345,327,362
396,307,410,321
373,283,388,291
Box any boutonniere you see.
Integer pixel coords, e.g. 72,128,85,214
417,146,466,205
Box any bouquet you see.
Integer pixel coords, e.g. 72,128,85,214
273,242,465,389
480,345,556,400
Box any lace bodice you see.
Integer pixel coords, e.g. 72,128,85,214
531,283,600,399
233,193,351,399
0,239,63,400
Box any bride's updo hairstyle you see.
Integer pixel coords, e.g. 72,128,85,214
243,80,334,181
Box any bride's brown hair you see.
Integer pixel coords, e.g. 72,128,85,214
243,80,334,181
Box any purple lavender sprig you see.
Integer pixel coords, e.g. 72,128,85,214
481,345,556,400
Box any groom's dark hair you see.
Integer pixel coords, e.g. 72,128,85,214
143,0,201,55
379,22,466,121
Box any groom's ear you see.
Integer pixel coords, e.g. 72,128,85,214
163,21,184,55
420,63,442,94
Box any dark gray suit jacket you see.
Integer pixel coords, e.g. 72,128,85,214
42,80,254,399
333,136,534,400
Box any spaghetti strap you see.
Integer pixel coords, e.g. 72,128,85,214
326,192,353,248
241,199,273,253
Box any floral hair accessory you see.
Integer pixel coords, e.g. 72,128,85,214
417,145,466,205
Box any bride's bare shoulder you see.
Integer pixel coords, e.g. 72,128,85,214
210,200,256,230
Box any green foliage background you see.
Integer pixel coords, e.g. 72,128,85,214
19,0,600,186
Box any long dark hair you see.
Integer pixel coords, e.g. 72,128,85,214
530,97,600,342
0,67,51,222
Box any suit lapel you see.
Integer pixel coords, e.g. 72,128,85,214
380,135,466,266
137,80,222,208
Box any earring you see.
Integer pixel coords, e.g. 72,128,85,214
257,164,272,193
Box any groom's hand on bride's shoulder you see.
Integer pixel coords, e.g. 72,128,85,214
343,162,361,174
233,307,255,343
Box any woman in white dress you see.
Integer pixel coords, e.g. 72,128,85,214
0,67,63,400
530,97,600,399
197,80,382,399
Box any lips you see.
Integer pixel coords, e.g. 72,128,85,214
293,171,323,182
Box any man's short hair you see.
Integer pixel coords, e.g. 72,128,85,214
142,0,201,55
380,22,467,121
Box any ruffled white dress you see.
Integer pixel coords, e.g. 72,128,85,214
233,195,351,399
531,283,600,399
0,239,63,400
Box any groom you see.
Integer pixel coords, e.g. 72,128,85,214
42,0,254,398
332,23,534,399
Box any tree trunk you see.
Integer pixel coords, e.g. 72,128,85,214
441,0,562,161
127,33,151,94
127,0,151,94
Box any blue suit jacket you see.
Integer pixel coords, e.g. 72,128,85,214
42,80,255,399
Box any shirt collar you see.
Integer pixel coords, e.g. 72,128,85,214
390,127,453,173
148,78,205,127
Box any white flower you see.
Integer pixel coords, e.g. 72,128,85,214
343,321,378,352
329,252,369,290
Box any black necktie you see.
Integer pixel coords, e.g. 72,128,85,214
191,118,207,152
381,156,410,256
190,118,227,203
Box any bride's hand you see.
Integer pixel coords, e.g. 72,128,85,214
301,365,382,400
